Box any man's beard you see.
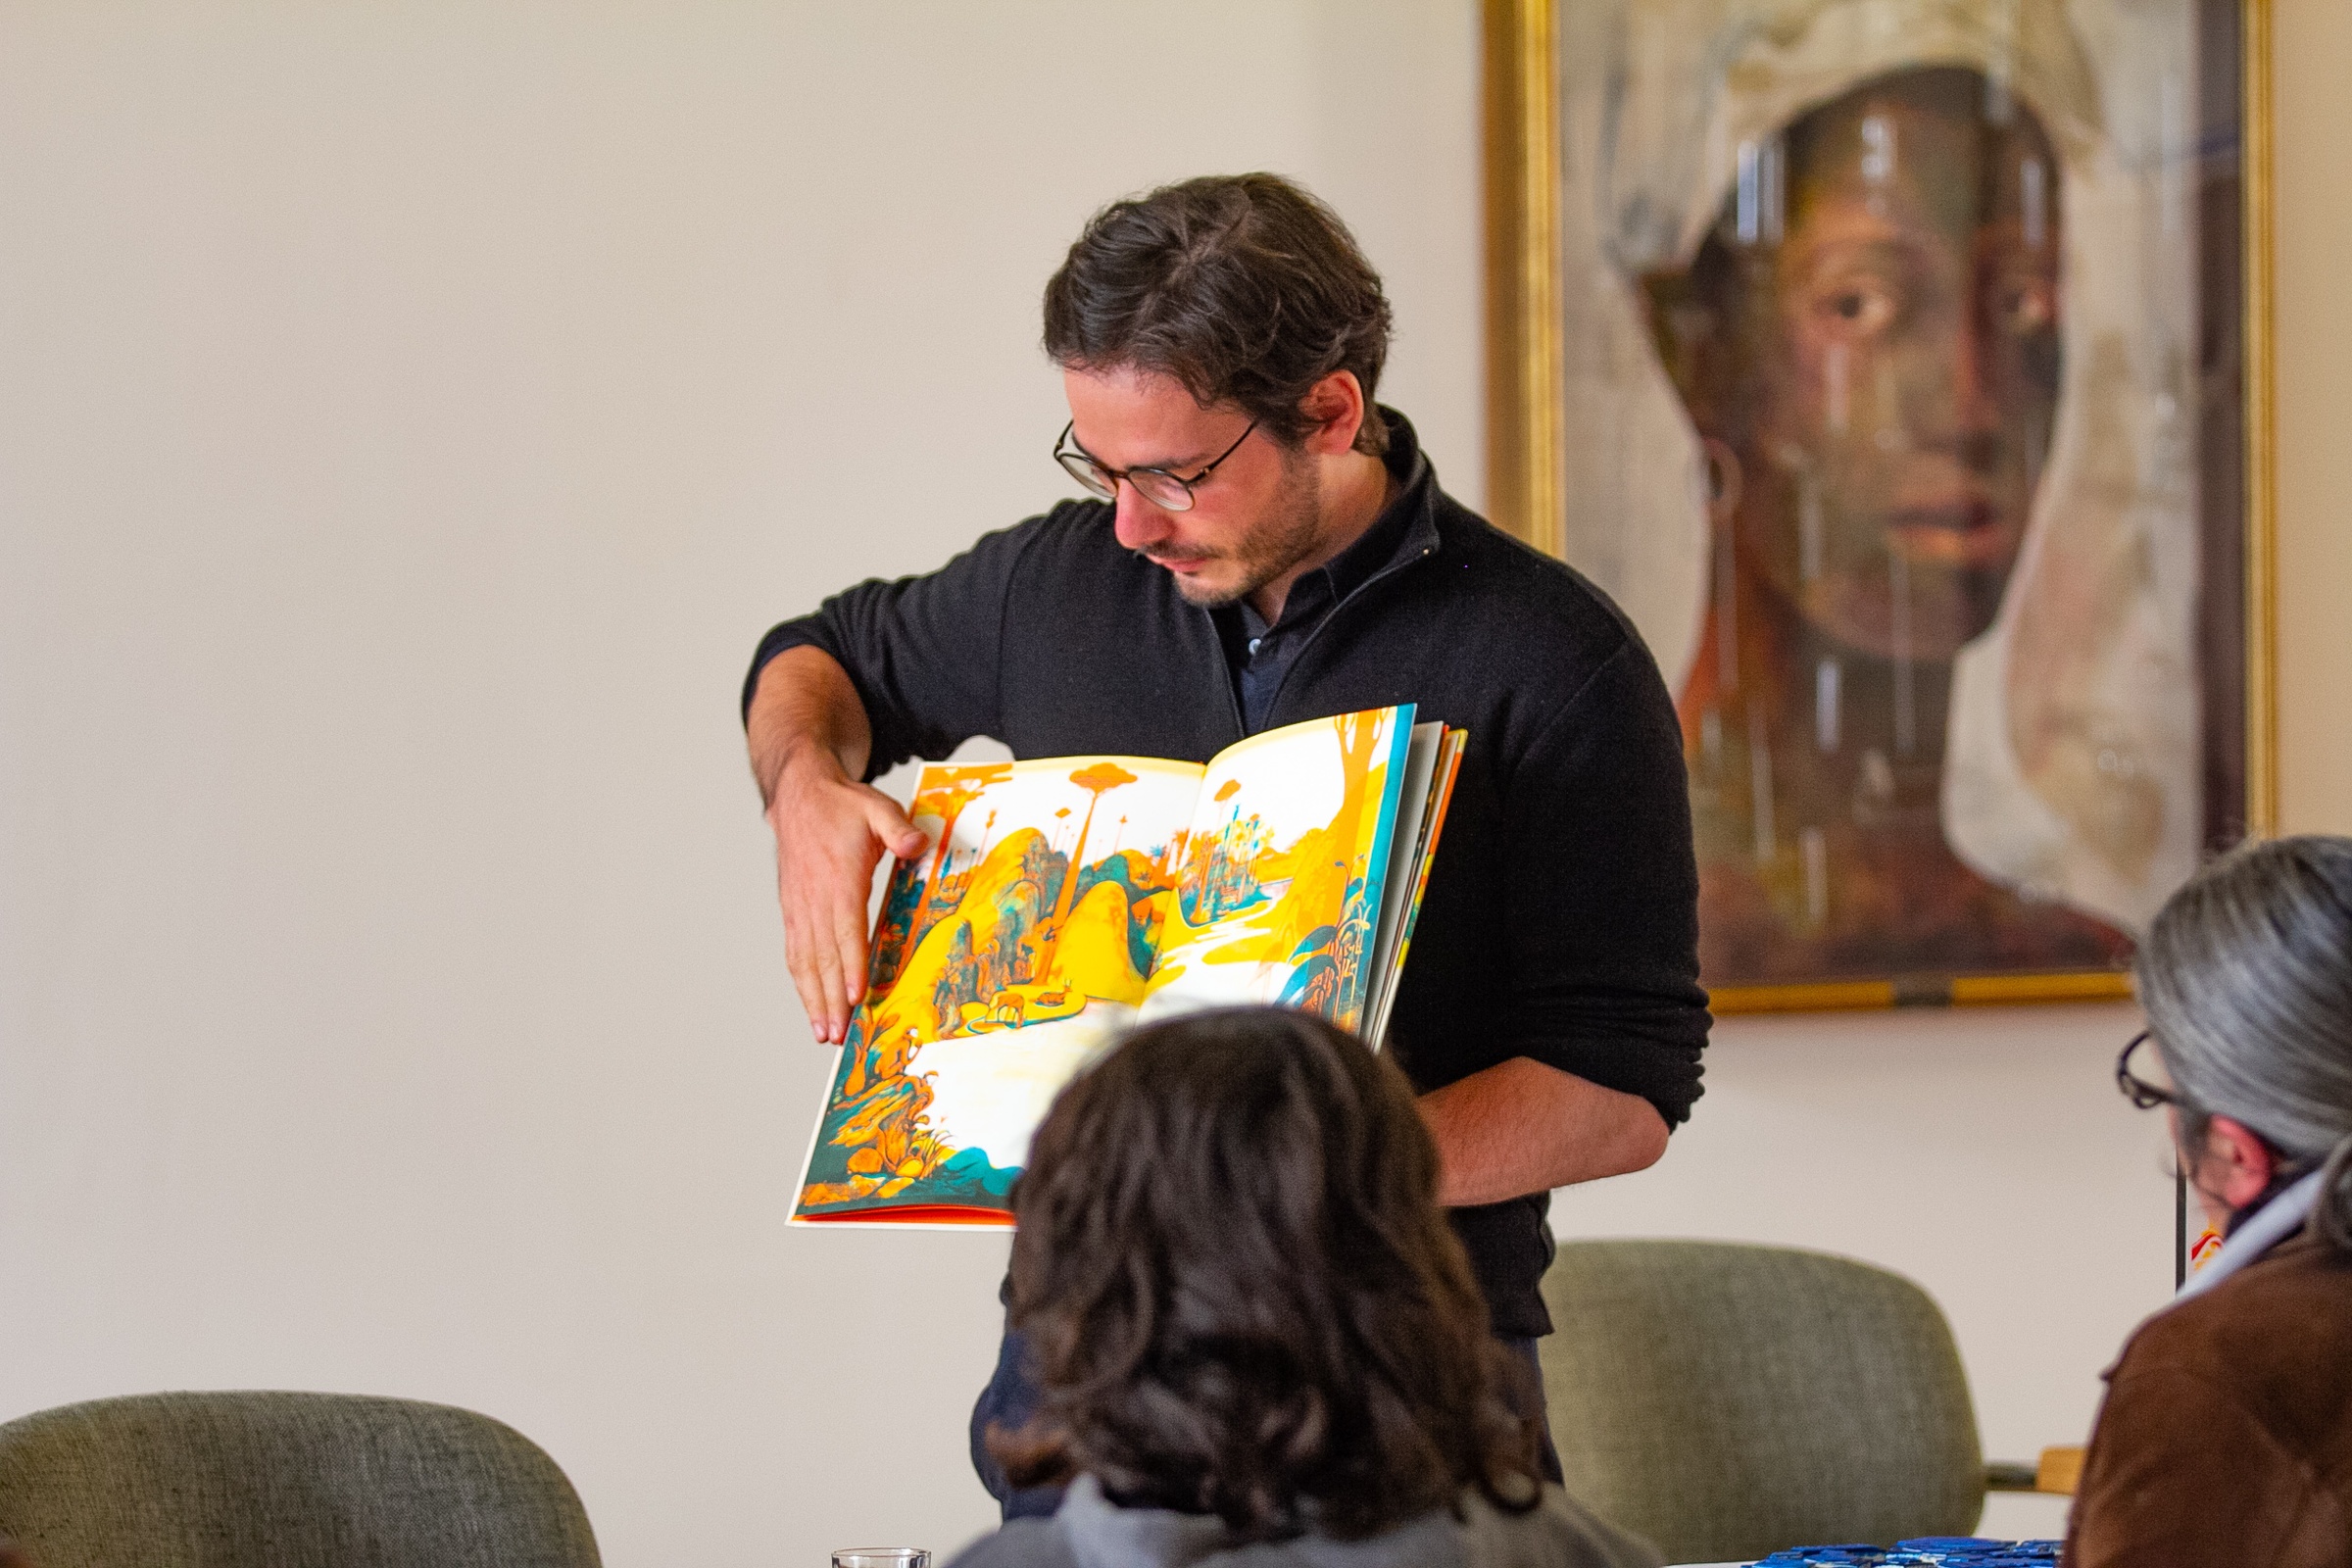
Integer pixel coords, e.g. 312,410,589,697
1160,449,1326,610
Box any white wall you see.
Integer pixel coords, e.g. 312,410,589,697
3,4,2345,1565
0,5,1479,1564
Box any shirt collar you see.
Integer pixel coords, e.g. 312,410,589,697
2173,1166,2326,1303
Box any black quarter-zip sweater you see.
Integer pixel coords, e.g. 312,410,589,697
744,412,1708,1337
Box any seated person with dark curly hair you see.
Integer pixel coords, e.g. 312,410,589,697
949,1007,1660,1568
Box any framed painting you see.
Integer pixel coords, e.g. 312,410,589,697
1484,0,2276,1010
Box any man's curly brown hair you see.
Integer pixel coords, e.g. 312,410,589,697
991,1006,1543,1542
1043,173,1394,456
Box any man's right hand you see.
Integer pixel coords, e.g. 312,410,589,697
747,646,931,1046
764,744,929,1047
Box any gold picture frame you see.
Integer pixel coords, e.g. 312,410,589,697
1484,0,2277,1012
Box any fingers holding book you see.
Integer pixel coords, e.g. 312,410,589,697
768,749,929,1046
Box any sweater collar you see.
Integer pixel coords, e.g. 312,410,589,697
1374,406,1444,563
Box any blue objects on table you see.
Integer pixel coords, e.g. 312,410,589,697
1748,1541,2061,1566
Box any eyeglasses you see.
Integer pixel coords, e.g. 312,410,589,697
2116,1030,2180,1110
1053,419,1257,513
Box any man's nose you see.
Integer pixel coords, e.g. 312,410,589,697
1111,483,1174,551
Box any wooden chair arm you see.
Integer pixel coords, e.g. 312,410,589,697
1984,1446,2085,1495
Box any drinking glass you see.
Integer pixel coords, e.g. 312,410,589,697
832,1551,928,1568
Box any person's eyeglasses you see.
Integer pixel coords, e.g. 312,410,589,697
1053,419,1257,513
2116,1030,2180,1110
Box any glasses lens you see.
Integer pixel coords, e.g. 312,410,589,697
1127,470,1195,512
2117,1033,2175,1108
1056,451,1116,501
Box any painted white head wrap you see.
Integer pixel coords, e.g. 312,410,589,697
1559,0,2202,932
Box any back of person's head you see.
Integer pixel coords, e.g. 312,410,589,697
1042,173,1394,456
2137,834,2352,1250
998,1006,1541,1541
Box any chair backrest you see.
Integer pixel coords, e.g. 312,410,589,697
0,1391,602,1568
1541,1240,1984,1564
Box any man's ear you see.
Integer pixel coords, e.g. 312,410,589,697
1297,370,1368,457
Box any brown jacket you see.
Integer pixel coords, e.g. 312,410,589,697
2067,1225,2352,1566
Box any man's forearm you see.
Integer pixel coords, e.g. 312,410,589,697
1418,1056,1668,1208
748,646,874,805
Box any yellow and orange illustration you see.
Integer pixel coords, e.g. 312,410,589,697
792,708,1417,1225
1144,708,1403,1031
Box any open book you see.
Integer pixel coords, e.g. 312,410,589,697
790,705,1465,1227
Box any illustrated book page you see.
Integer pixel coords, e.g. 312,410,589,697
790,705,1448,1227
1140,706,1415,1031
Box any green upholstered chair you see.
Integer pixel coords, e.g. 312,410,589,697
1540,1240,2016,1564
0,1392,602,1568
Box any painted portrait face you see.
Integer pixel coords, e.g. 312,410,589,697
1653,66,2063,662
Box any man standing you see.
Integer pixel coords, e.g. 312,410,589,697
743,174,1707,1512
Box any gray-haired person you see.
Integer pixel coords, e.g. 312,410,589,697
2071,834,2352,1566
